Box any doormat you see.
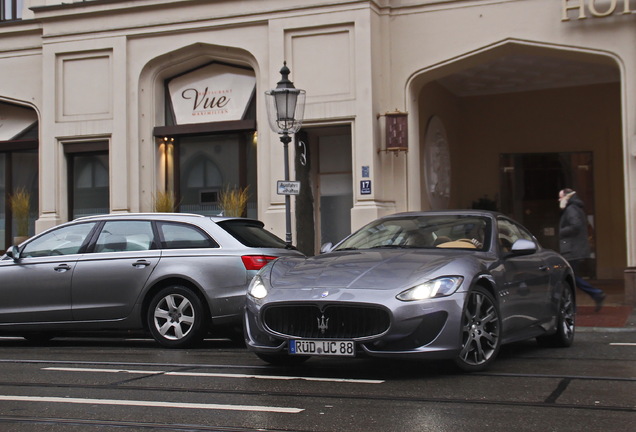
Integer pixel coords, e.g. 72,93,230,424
576,306,633,328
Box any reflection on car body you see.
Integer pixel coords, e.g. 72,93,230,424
1,213,303,347
245,210,576,371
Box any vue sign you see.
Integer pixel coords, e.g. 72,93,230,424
168,63,256,125
562,0,636,21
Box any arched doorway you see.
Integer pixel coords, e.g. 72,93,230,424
152,61,258,218
412,42,625,280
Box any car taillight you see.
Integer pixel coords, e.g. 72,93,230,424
241,255,278,270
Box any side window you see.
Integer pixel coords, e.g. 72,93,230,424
497,219,519,253
497,219,536,253
158,222,218,249
95,221,154,252
511,221,539,249
21,222,97,257
514,223,535,242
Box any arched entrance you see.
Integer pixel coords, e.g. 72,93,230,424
138,45,259,218
410,41,625,280
154,61,257,217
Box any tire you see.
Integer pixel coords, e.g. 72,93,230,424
537,282,575,348
256,352,310,366
454,286,502,372
147,285,207,348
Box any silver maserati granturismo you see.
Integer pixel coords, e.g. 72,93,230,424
245,211,576,371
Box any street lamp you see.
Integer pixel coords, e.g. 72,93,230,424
265,62,306,246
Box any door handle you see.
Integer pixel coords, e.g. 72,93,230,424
132,260,151,268
54,264,71,272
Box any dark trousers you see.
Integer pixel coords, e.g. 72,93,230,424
568,259,605,300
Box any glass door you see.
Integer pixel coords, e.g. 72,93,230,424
176,132,257,218
318,133,353,246
295,126,353,254
1,150,38,250
11,151,38,240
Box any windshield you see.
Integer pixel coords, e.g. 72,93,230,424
334,215,490,252
217,219,288,248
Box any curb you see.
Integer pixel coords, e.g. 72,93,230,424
576,310,636,333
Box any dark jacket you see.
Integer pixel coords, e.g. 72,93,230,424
559,194,591,261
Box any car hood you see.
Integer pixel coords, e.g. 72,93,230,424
268,249,477,291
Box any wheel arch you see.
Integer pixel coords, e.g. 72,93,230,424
563,273,577,303
141,278,211,332
472,274,498,300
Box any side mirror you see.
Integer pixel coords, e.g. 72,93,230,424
6,245,21,261
510,239,537,256
320,242,333,254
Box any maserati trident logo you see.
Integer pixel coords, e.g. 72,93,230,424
317,314,329,334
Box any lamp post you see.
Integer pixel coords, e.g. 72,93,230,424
265,62,306,246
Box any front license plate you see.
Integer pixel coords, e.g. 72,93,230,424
289,340,355,357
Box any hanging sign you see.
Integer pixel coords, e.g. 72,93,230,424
385,111,408,151
168,63,256,124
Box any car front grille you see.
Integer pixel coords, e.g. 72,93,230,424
262,304,390,339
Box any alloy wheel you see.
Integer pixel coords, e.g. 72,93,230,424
153,293,195,341
559,285,575,342
455,287,501,371
536,282,576,348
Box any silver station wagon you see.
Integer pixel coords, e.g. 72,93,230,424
1,213,302,347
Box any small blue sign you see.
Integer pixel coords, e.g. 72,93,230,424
360,180,372,195
362,166,370,178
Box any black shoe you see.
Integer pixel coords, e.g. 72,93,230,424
594,294,606,312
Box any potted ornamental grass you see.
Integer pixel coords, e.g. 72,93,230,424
153,190,178,213
10,187,30,245
219,185,250,217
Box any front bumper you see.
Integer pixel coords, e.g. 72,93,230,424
244,291,467,360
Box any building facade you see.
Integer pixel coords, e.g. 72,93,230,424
1,0,635,289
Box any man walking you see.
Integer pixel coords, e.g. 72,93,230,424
558,188,606,311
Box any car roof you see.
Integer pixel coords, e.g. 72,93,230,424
74,212,203,221
385,210,501,219
73,213,263,225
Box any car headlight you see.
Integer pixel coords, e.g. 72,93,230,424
247,275,268,300
396,276,464,301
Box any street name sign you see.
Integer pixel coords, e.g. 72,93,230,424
277,181,301,195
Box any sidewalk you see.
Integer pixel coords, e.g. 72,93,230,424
575,279,635,330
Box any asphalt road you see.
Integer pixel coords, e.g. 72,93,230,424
0,325,634,432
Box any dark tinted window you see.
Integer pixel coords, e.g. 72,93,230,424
158,222,218,249
217,220,287,248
